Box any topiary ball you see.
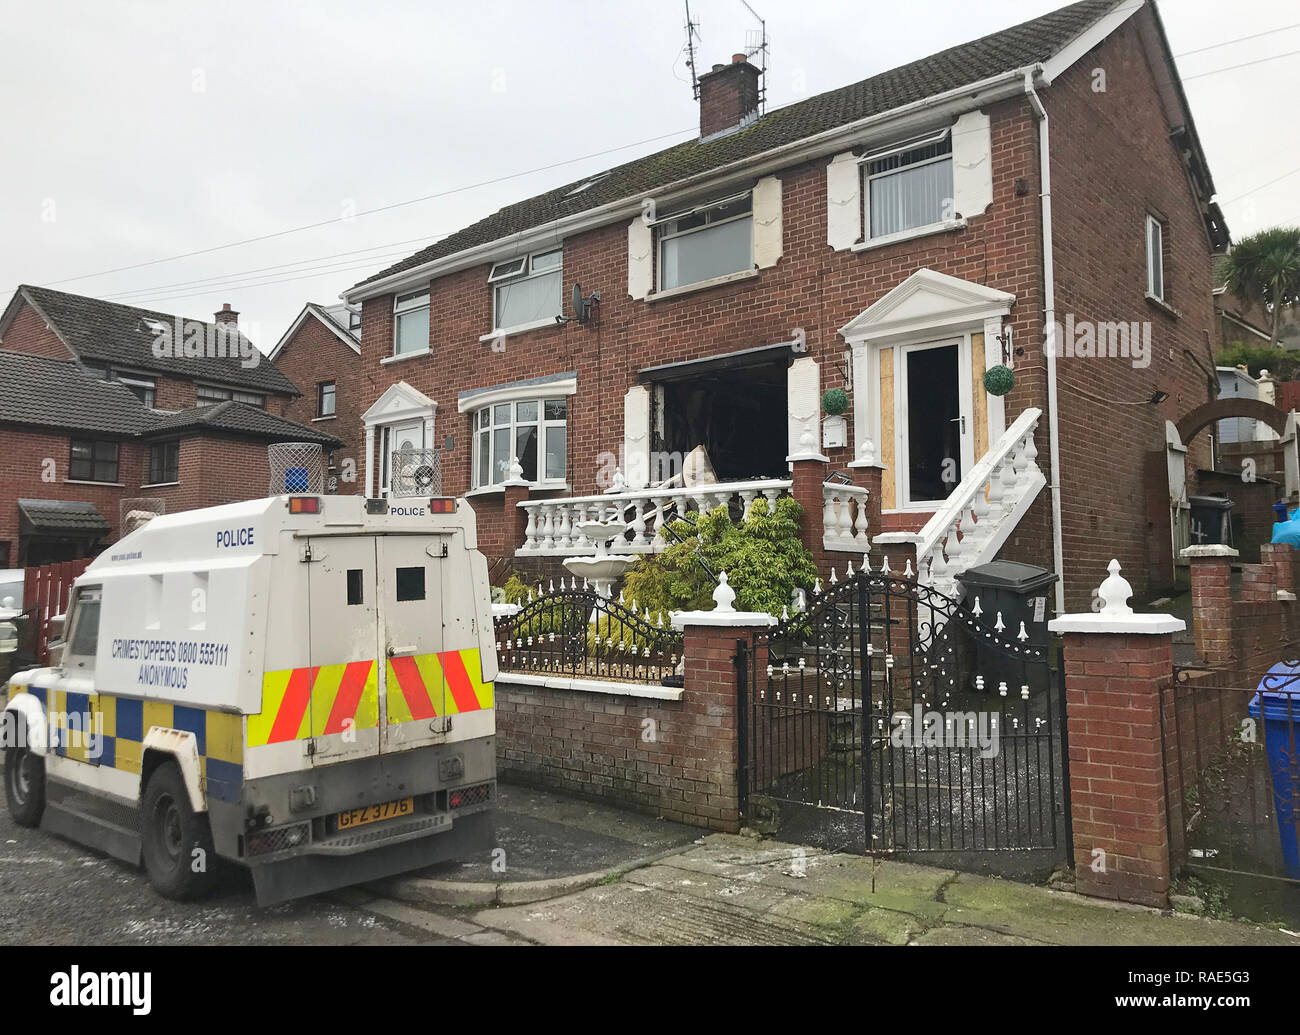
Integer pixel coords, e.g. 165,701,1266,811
821,388,849,415
983,365,1015,397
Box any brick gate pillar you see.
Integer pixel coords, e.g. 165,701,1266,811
790,457,829,576
1048,559,1185,909
1181,544,1237,669
672,572,777,834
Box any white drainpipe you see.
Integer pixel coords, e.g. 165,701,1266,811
1025,68,1066,615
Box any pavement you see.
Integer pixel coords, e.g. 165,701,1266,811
3,778,1297,945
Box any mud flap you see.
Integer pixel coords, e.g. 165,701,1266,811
248,809,495,906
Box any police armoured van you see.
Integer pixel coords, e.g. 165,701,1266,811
2,493,498,905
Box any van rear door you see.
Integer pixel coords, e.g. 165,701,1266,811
305,536,382,766
377,535,446,752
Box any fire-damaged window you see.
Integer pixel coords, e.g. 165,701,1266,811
146,441,180,485
656,193,753,291
862,128,953,239
644,347,789,483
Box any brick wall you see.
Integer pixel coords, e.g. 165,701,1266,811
1046,17,1219,610
274,313,362,493
0,300,72,357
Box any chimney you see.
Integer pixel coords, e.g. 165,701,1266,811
698,53,760,140
214,303,239,326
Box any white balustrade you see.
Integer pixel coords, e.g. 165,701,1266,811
910,408,1047,599
517,479,793,556
822,483,871,553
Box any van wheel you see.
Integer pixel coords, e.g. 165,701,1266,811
4,739,45,828
141,763,215,901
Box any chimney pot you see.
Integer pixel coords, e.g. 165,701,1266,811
214,303,239,326
732,53,746,63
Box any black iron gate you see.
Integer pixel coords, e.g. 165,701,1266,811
737,568,1070,872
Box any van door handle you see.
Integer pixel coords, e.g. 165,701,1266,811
387,644,418,658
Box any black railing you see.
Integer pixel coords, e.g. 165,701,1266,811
493,587,683,686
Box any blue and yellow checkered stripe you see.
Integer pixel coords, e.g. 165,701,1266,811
5,684,244,803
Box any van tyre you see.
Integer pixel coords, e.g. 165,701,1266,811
4,739,45,828
141,762,215,901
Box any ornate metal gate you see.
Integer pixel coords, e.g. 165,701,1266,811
736,567,1070,869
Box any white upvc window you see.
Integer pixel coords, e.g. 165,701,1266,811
861,128,953,239
197,384,264,408
489,249,562,332
655,192,753,291
472,396,567,488
1146,215,1165,301
393,290,431,356
114,371,156,408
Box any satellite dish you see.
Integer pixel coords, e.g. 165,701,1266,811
572,282,586,323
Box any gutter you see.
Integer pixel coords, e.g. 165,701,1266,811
343,66,1037,303
1024,68,1067,615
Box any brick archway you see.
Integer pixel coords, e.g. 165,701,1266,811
1176,397,1290,442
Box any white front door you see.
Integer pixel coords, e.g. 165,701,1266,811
896,338,974,508
380,420,424,498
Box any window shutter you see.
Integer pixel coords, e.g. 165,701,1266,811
826,152,861,250
623,384,651,489
951,110,992,219
627,217,653,299
752,175,783,269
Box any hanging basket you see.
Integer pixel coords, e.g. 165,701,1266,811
821,388,850,415
983,365,1015,397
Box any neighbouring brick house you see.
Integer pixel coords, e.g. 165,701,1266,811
0,288,340,566
269,302,363,494
339,0,1276,613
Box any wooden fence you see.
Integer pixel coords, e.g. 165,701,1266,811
21,559,91,665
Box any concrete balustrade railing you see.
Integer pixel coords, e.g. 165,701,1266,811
516,478,794,557
822,483,870,553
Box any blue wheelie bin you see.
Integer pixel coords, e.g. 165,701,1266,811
1248,661,1300,879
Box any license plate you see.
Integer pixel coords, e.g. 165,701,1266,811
337,798,414,830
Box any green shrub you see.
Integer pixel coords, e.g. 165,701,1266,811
619,496,816,619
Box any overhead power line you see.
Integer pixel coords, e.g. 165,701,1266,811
1174,22,1300,58
1182,47,1300,82
46,125,698,287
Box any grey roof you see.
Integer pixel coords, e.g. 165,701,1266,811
18,285,300,396
314,302,361,341
356,0,1123,290
0,352,154,435
143,400,342,447
0,350,339,446
18,498,111,534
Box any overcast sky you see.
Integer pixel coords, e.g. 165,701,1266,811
1,0,1296,352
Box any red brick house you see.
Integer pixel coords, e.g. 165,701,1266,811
0,287,340,566
340,0,1275,612
269,302,363,494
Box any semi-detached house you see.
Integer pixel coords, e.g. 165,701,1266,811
0,286,340,566
343,0,1270,612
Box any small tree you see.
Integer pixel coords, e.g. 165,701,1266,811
1215,341,1300,381
1223,226,1300,348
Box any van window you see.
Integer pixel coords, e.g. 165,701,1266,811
66,587,103,662
396,567,425,601
347,569,364,606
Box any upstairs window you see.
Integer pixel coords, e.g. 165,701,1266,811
656,193,752,291
115,372,156,408
69,439,119,483
147,441,180,485
472,397,567,489
318,381,336,417
1146,215,1165,302
862,129,953,239
393,290,430,356
489,249,562,332
197,385,264,408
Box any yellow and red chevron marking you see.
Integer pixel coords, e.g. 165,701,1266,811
385,648,494,725
248,660,378,747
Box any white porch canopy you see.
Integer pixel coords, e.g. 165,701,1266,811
362,380,437,497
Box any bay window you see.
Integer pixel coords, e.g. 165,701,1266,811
472,397,567,488
489,249,562,332
656,193,753,291
862,128,953,239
